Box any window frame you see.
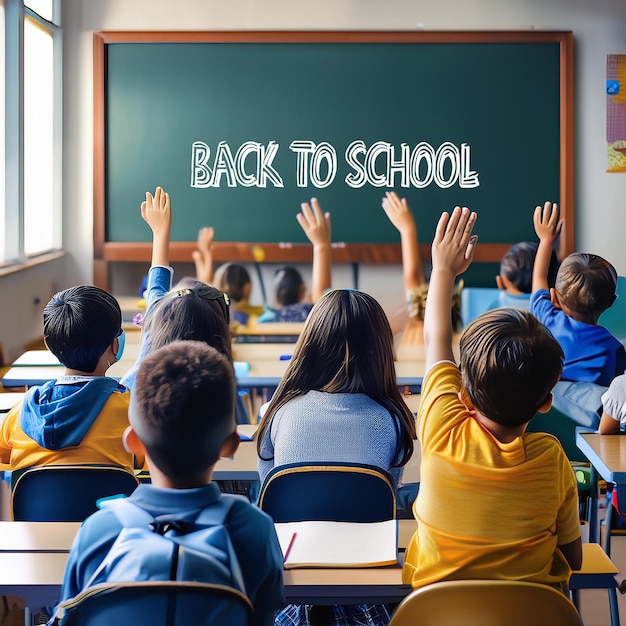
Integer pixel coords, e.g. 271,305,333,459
3,0,62,267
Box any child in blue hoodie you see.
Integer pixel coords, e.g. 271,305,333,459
0,285,141,472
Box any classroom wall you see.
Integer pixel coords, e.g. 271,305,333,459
2,0,626,360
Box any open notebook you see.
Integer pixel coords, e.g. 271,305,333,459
274,520,398,569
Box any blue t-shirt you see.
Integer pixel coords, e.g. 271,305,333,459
258,302,313,323
120,265,173,391
57,483,285,626
530,289,626,385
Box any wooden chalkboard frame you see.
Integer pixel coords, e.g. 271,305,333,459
93,31,574,288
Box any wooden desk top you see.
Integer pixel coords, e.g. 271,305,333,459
0,521,81,551
0,523,608,608
576,431,626,484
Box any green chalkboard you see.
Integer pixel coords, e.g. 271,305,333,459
93,31,573,279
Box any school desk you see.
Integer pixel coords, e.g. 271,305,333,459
0,392,25,412
232,341,461,364
0,524,616,614
576,430,626,544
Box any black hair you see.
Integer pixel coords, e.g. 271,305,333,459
274,266,304,306
43,285,122,372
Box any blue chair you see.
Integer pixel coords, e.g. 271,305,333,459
54,581,253,626
599,275,626,345
11,464,140,521
257,462,396,523
460,287,501,327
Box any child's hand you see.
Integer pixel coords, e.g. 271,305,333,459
197,226,214,254
141,186,171,236
432,207,478,277
297,198,331,247
533,201,563,244
382,191,417,235
192,227,215,285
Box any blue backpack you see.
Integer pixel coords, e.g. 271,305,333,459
53,495,252,625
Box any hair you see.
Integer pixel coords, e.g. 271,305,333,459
43,285,122,372
141,277,232,360
214,263,251,303
408,280,464,332
130,341,235,479
460,308,563,428
257,288,416,465
554,253,618,324
274,266,304,306
500,241,560,293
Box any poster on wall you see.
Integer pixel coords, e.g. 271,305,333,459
607,55,626,172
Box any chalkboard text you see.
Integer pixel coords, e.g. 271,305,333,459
190,139,479,189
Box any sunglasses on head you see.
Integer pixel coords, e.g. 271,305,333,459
174,287,230,322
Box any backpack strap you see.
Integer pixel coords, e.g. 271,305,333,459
100,496,155,528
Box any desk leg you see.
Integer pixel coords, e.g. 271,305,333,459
588,466,600,544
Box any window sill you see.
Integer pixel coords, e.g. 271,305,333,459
0,250,66,278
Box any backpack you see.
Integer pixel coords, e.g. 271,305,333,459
52,495,252,626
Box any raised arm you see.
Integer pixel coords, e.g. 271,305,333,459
382,191,425,290
141,186,171,268
532,201,563,293
425,207,477,370
297,198,332,302
192,227,215,285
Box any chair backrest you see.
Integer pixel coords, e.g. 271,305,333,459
460,287,500,327
388,579,580,626
11,464,140,521
257,462,396,523
598,275,626,344
55,580,253,626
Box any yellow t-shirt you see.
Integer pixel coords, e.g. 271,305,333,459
402,361,580,589
0,389,135,471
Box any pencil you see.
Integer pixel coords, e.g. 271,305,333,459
283,532,297,562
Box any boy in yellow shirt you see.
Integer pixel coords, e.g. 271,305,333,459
402,206,582,590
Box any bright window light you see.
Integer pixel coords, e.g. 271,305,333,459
25,0,52,21
24,15,54,256
0,0,5,263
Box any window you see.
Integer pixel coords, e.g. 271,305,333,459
3,0,61,265
0,0,5,262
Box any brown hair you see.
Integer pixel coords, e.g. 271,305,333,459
257,289,416,465
460,308,563,428
554,253,617,324
130,341,235,479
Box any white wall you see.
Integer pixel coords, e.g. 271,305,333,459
2,0,626,358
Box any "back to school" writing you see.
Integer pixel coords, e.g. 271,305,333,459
190,140,479,190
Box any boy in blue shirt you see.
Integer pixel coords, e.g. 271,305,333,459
57,340,285,626
531,201,626,411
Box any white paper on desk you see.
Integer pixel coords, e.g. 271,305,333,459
274,520,398,569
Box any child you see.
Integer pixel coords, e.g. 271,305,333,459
403,206,582,590
381,191,462,345
599,373,626,434
496,240,560,310
531,201,626,409
257,198,331,323
192,226,265,326
257,288,416,488
55,341,285,626
258,288,416,626
121,187,232,391
0,285,140,471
